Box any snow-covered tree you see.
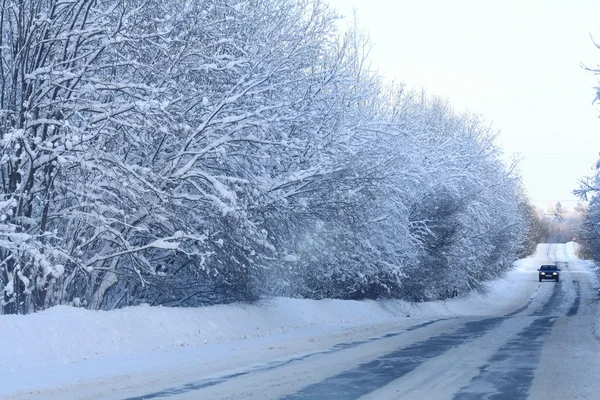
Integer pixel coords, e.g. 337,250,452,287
0,0,530,313
553,202,565,221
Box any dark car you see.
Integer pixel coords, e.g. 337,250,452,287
538,264,560,282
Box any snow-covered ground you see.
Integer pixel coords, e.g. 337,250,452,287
0,242,597,399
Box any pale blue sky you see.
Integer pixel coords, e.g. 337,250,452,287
327,0,600,209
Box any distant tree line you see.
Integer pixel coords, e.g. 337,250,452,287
0,0,538,314
521,201,582,249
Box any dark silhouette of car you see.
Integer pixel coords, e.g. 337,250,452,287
538,264,560,282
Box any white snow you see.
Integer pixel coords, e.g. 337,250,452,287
0,242,595,399
283,254,299,262
562,241,600,336
568,241,600,337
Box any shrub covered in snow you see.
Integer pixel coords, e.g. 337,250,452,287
0,0,529,313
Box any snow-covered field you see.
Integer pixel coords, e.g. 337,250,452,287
0,242,597,399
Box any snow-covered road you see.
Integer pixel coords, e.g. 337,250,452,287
2,243,599,399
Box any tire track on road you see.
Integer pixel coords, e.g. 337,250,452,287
452,260,582,399
280,317,506,400
452,316,556,400
531,279,564,317
567,280,581,316
121,320,443,400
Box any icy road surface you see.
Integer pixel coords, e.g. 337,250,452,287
3,243,599,400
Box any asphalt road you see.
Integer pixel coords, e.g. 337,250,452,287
121,243,600,400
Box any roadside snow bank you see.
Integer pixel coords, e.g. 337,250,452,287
0,243,552,378
563,241,600,336
0,298,409,373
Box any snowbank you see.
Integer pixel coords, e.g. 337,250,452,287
568,241,600,335
563,241,600,336
0,298,412,373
